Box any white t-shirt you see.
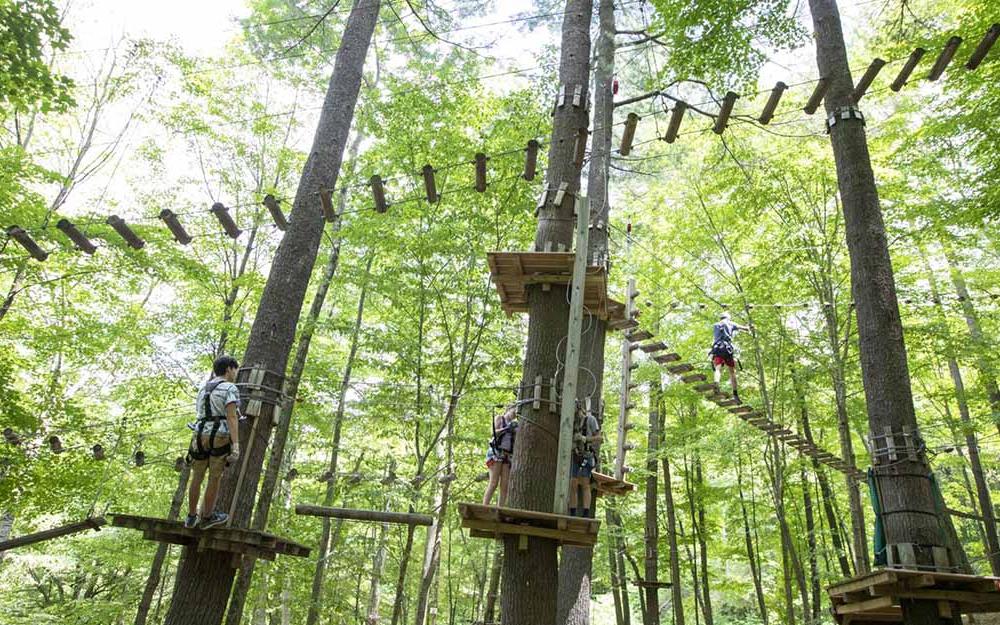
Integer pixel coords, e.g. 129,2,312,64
191,377,240,435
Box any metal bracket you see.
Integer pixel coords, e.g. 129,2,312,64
826,106,865,132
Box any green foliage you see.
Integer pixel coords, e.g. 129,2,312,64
0,0,75,114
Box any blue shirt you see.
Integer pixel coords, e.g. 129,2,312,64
713,320,738,344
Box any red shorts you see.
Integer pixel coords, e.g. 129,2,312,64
713,355,735,368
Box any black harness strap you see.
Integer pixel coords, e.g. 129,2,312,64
188,381,232,462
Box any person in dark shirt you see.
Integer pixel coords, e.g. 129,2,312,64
482,404,518,506
569,409,602,518
710,312,751,403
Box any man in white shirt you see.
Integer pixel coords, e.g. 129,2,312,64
185,356,241,529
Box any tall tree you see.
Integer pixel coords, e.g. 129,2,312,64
807,1,966,622
501,0,593,624
161,2,380,623
557,0,614,621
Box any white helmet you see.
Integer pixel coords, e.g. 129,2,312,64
720,312,731,320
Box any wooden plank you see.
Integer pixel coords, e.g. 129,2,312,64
457,503,598,533
667,363,694,374
296,504,434,526
628,330,653,341
828,571,899,597
682,373,707,383
462,518,598,546
654,353,681,364
835,595,895,614
639,342,667,353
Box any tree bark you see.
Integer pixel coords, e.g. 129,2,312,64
502,1,593,624
366,499,392,625
641,383,661,625
661,451,685,625
162,3,379,624
736,457,766,624
135,465,190,625
807,1,958,621
800,465,821,621
607,507,625,625
942,244,1000,437
693,456,712,625
225,135,362,625
557,0,614,621
306,254,374,625
484,545,502,624
925,254,1000,575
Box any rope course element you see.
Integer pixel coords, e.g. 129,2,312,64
623,320,866,481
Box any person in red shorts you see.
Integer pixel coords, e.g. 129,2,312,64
710,312,752,403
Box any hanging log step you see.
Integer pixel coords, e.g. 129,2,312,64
628,329,653,341
295,504,433,526
728,405,753,415
666,363,694,374
639,342,667,353
694,382,717,392
682,373,707,383
654,353,681,364
457,502,599,548
110,514,309,560
0,517,105,552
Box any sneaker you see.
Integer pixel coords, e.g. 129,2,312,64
183,514,198,529
733,392,741,404
199,511,229,529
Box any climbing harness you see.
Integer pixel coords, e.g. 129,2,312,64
186,380,233,464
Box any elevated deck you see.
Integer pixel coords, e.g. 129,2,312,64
111,514,310,561
457,502,599,548
487,251,625,322
827,568,1000,624
592,471,636,497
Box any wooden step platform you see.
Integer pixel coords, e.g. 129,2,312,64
654,353,681,364
828,568,1000,624
487,252,625,322
639,341,667,353
592,471,636,497
457,502,600,548
632,579,673,589
110,514,310,561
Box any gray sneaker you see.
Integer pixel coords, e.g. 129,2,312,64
200,512,228,529
183,514,198,529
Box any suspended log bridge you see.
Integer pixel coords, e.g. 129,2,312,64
632,325,866,481
457,502,599,549
486,251,626,323
295,504,434,526
827,568,1000,624
592,471,635,497
0,516,105,552
110,514,309,563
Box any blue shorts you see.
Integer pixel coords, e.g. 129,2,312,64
571,456,594,478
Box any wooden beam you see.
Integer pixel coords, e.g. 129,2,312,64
0,517,105,552
295,505,433,526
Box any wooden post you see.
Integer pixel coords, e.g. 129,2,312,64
262,194,288,231
966,23,999,70
6,226,48,261
552,195,590,516
927,36,962,80
664,102,685,143
712,91,738,135
523,139,539,181
615,279,636,481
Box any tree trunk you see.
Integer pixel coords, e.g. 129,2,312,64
306,254,374,625
502,1,593,624
414,396,460,625
925,256,1000,575
736,458,766,624
942,244,1000,436
557,1,614,622
641,384,661,625
226,135,361,625
613,510,632,625
819,299,869,575
800,465,821,621
162,3,379,624
807,0,959,621
682,454,704,625
693,456,712,625
135,464,190,625
798,382,853,578
607,507,625,625
367,499,392,625
484,545,502,624
661,452,685,625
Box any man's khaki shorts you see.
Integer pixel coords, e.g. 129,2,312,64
189,432,230,479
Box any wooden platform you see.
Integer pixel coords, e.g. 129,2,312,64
592,471,636,497
828,568,1000,624
457,502,600,548
110,514,310,561
486,252,625,322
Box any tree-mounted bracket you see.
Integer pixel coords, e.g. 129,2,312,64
236,365,287,422
826,106,865,133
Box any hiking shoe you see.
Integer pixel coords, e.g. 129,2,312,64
733,392,741,404
200,512,228,529
183,514,198,529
